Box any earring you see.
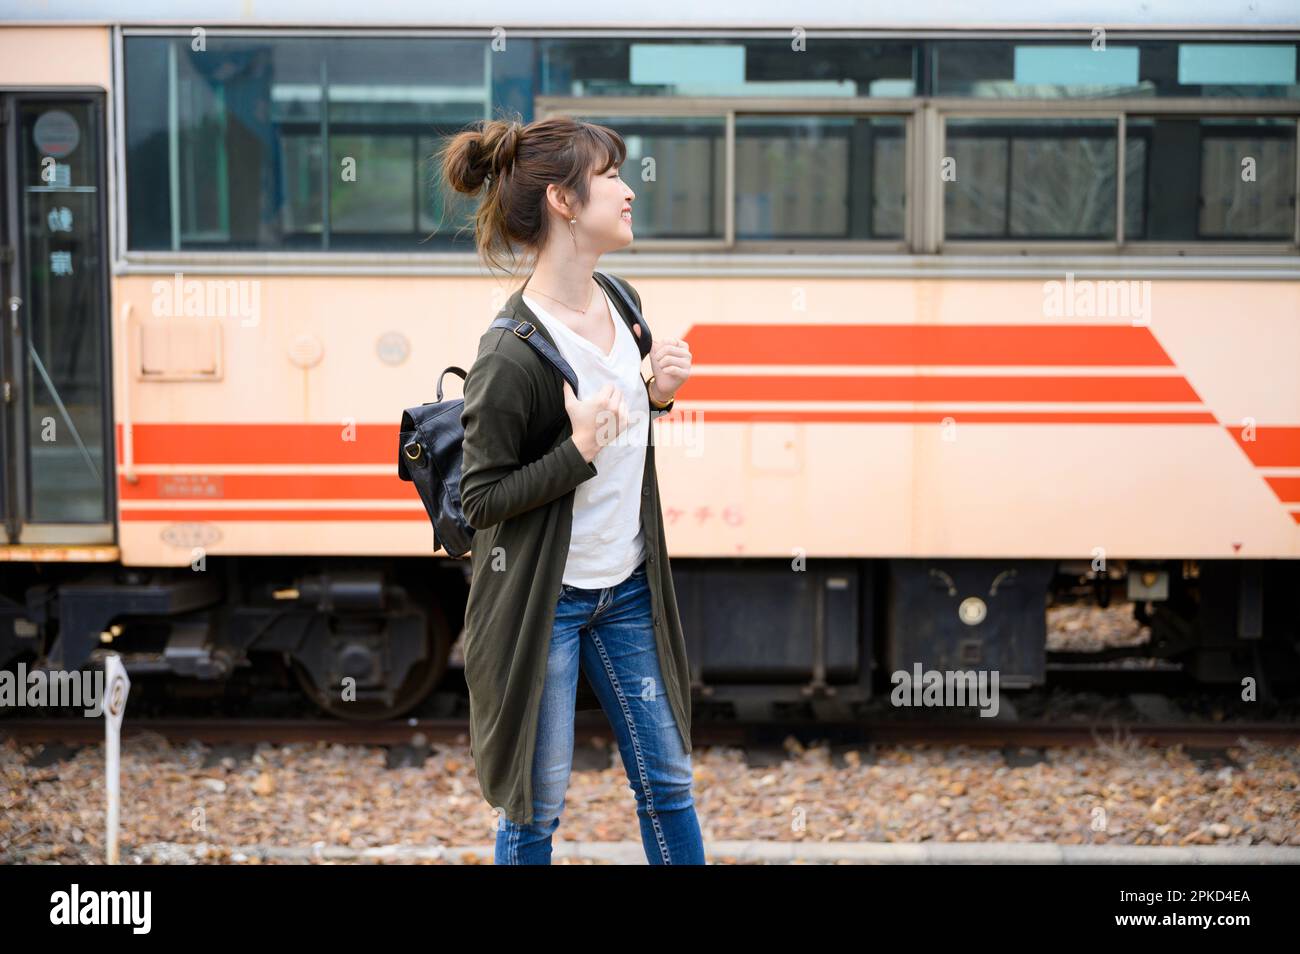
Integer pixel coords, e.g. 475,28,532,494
568,216,578,248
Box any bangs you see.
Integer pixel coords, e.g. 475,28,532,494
575,122,627,176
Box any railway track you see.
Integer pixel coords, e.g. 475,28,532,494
2,718,1297,748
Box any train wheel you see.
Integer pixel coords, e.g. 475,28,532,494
292,601,453,721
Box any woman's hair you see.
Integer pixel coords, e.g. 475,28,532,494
435,112,627,277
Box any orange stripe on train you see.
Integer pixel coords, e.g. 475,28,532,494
1227,427,1300,467
686,324,1177,366
685,375,1202,402
118,423,397,466
120,509,423,521
117,409,1220,469
118,473,411,499
1263,477,1300,503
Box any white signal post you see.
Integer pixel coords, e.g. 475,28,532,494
103,654,130,865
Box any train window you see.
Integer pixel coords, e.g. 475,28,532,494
1175,44,1298,95
933,40,1300,99
933,42,1144,98
124,35,506,251
13,99,112,524
943,118,1118,240
734,115,905,240
119,33,1299,258
1123,117,1298,242
537,38,917,98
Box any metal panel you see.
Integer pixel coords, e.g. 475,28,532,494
675,559,866,686
887,558,1056,689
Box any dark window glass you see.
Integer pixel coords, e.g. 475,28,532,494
124,36,521,251
538,38,917,98
16,99,110,523
933,40,1300,99
944,118,1118,240
1124,117,1297,241
734,115,904,240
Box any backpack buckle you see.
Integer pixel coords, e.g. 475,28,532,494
403,441,423,461
513,321,536,340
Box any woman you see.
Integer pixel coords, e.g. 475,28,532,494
437,114,704,865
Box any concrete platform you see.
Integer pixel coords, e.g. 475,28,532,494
130,840,1300,864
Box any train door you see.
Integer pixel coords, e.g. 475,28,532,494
0,92,113,546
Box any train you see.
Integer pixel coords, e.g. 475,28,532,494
1,1,1298,722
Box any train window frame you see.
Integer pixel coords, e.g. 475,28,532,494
537,97,916,254
111,28,1300,269
1122,113,1299,245
938,113,1123,245
929,98,1300,255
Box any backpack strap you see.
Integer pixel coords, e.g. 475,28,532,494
488,314,582,396
593,270,652,360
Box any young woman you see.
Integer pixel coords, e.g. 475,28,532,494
437,115,704,865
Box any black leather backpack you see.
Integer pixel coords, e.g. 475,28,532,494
398,270,653,556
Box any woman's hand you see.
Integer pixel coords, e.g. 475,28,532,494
634,326,691,402
564,381,630,462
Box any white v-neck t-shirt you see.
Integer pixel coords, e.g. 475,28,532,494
522,287,649,589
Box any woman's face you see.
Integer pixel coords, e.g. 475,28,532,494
580,160,636,252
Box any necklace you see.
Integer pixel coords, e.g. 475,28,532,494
527,278,596,315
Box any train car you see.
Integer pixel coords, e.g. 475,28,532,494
1,2,1298,721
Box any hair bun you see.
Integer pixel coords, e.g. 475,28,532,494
490,120,522,181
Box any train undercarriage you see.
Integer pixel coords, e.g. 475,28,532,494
1,556,1297,721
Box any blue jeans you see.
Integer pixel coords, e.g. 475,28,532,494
494,558,705,865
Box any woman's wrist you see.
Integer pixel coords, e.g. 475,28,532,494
571,432,599,462
646,375,674,407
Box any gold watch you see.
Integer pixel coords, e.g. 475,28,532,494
645,375,673,409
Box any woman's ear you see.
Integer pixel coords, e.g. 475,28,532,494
545,182,572,219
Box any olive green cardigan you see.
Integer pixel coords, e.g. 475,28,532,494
459,280,691,827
